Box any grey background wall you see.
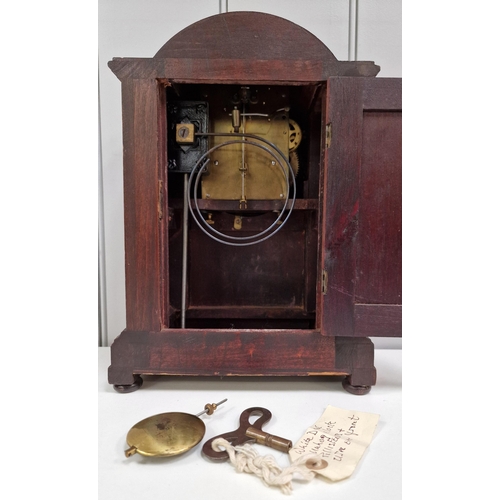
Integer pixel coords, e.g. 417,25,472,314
98,0,402,348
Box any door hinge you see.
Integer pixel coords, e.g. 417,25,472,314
321,269,328,295
325,123,332,148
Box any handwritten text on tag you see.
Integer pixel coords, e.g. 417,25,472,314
289,405,380,481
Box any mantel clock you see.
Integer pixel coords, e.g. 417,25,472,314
107,12,402,394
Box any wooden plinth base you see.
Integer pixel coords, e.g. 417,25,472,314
108,329,376,394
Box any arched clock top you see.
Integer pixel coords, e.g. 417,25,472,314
154,11,338,63
108,12,379,81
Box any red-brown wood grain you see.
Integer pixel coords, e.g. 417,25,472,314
356,79,402,307
154,12,338,63
357,110,402,304
320,78,364,337
109,330,376,387
121,79,164,331
354,304,402,337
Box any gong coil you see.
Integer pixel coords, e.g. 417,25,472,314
188,132,296,247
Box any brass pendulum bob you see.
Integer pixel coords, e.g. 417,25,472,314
124,399,227,458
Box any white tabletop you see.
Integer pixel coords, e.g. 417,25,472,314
98,346,401,499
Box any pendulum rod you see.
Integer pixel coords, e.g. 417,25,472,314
181,173,189,328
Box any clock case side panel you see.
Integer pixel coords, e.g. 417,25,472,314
114,77,169,333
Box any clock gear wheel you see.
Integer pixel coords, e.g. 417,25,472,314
288,119,302,153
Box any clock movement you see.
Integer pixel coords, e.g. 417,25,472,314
107,12,402,394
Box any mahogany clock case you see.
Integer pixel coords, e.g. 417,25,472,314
106,12,402,394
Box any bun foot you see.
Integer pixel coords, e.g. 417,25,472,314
342,376,371,395
113,375,143,393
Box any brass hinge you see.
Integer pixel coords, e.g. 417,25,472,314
325,123,332,148
321,270,328,295
158,180,164,220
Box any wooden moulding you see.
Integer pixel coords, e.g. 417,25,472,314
108,57,379,84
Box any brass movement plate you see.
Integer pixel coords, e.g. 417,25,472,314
202,112,290,201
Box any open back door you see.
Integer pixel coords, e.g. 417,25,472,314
320,77,402,338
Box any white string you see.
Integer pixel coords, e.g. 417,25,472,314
211,438,322,495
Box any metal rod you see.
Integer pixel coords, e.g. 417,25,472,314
240,104,246,207
181,173,189,328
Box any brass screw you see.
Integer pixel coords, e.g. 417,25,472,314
178,126,190,138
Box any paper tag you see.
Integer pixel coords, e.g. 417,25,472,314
289,405,380,481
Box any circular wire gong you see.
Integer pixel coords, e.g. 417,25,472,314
126,412,206,457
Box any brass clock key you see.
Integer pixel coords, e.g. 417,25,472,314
202,407,292,461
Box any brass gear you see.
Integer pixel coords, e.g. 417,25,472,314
289,119,302,152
